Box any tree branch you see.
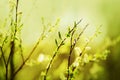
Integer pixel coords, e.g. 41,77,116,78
44,19,82,80
67,24,88,80
70,25,102,80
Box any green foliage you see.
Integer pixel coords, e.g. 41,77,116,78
55,39,58,47
2,0,120,80
58,31,62,40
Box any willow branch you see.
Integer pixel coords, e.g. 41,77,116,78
67,29,75,80
8,0,19,80
70,25,102,80
0,35,8,66
67,24,88,80
44,19,82,80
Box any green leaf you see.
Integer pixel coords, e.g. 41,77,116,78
68,26,71,32
61,42,65,45
19,24,23,28
55,39,58,47
66,33,70,37
4,36,8,43
58,31,62,40
74,21,77,28
66,26,71,37
55,18,60,26
14,36,19,41
98,31,101,34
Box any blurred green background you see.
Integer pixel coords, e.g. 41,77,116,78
0,0,120,80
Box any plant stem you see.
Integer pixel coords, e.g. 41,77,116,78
67,30,75,80
67,24,88,80
70,25,102,80
44,20,82,80
7,0,19,80
44,38,66,80
0,45,7,80
13,35,45,76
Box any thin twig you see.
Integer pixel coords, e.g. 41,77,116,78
13,16,59,77
44,38,66,80
13,33,45,75
0,30,11,80
44,19,82,80
0,46,7,80
67,24,88,80
80,25,102,57
67,28,75,80
0,35,8,66
70,25,102,80
19,38,24,62
8,0,19,80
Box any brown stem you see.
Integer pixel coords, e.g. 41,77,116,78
9,0,19,80
70,25,102,80
44,38,66,80
13,35,45,76
0,45,7,80
67,29,75,80
67,24,88,80
44,20,82,80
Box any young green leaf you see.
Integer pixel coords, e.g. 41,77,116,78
68,26,71,33
61,42,65,45
74,21,77,28
58,31,62,40
66,33,70,37
55,39,58,47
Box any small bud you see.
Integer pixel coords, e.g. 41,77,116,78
37,53,45,62
74,47,82,56
85,46,91,51
83,54,89,63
